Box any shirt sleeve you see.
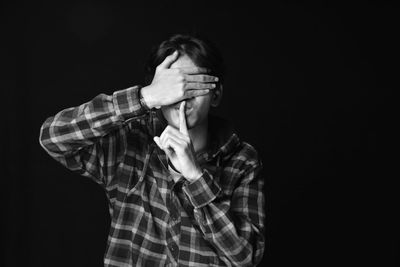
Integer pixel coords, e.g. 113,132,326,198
39,86,149,187
183,156,266,266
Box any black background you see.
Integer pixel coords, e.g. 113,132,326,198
2,1,398,266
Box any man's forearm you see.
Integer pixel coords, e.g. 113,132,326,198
39,86,149,156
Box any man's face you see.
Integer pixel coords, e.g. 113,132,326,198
161,54,213,130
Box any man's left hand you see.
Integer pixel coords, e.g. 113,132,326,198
154,101,202,182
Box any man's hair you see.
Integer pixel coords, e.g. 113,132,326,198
144,34,225,86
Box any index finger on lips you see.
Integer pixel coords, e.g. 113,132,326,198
179,101,188,135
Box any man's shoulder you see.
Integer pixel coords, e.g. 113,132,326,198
231,140,261,170
208,115,261,164
238,141,260,161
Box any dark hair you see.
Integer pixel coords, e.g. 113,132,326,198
144,34,225,86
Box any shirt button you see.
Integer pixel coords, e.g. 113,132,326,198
169,243,178,250
170,213,178,222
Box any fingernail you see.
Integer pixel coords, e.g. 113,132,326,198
215,77,219,82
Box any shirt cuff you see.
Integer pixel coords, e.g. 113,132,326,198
112,86,147,120
182,169,221,208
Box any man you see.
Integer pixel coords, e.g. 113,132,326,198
39,34,265,266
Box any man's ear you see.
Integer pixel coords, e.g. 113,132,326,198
211,84,223,107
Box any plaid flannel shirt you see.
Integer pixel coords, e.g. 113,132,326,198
39,86,265,267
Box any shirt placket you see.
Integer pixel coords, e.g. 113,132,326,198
165,177,183,264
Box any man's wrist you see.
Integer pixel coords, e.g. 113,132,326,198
138,86,151,110
186,168,203,182
140,86,161,109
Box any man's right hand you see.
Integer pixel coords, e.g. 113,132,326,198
140,51,219,109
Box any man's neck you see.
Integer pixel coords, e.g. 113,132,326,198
188,119,208,154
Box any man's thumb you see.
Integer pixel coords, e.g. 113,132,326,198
158,50,179,69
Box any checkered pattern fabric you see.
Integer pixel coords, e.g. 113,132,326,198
39,86,266,266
